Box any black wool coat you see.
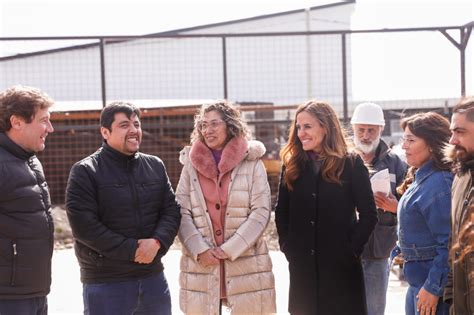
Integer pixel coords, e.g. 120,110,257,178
275,154,378,315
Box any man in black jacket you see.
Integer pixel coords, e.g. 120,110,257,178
0,86,55,315
351,102,407,315
66,102,181,315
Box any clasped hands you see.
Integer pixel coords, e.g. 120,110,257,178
134,238,160,264
197,248,229,267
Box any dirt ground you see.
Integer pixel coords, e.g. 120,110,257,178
51,206,74,250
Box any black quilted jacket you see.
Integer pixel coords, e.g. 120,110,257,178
0,132,54,299
66,143,181,284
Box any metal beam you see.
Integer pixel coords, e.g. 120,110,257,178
341,34,348,122
222,37,228,99
99,39,107,108
439,23,473,97
0,25,466,41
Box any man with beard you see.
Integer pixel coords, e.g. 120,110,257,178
66,102,181,315
351,102,407,315
444,96,474,314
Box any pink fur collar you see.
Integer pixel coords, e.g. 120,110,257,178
189,137,248,179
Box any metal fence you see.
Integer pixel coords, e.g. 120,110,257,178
37,104,290,205
1,23,473,204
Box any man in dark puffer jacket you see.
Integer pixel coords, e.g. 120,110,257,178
66,102,181,315
0,86,55,315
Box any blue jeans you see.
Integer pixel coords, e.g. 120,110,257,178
404,261,449,315
83,271,171,315
0,296,47,315
405,286,449,315
361,258,389,315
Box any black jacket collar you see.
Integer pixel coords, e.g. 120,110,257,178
101,142,139,165
371,140,390,165
0,132,35,160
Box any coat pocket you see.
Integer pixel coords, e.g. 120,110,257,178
13,239,51,291
0,239,16,286
10,241,17,286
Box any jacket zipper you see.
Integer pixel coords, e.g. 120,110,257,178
217,174,225,299
11,241,17,286
45,210,54,244
29,158,54,247
127,160,141,235
220,169,238,299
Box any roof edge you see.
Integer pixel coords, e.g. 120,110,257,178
153,1,355,36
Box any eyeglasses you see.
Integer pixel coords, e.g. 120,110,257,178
199,120,225,132
399,137,417,147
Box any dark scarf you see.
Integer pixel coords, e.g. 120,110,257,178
306,151,322,176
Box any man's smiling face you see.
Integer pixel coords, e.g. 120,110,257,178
101,112,142,155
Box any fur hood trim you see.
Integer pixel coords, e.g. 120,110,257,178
444,144,457,164
179,138,266,179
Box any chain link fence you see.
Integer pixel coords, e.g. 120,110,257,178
1,25,472,204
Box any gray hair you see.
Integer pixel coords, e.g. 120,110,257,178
190,100,250,144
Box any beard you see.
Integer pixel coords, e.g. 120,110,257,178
454,145,474,165
354,137,380,154
447,144,474,174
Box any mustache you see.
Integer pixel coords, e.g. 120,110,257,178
454,145,467,152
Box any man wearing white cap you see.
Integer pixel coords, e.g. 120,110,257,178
351,102,407,315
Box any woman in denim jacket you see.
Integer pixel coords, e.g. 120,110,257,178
394,112,453,315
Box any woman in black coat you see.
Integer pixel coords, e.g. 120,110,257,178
275,100,378,315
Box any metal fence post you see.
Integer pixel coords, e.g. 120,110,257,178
222,37,228,100
341,33,348,122
440,23,472,97
100,38,107,108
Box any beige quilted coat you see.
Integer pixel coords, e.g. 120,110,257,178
176,139,276,315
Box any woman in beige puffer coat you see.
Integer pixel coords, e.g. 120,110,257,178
176,101,276,315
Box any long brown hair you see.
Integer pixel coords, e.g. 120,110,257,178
397,112,452,195
451,207,474,263
280,100,349,190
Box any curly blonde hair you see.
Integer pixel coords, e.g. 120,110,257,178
190,100,250,144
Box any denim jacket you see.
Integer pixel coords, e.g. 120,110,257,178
395,160,453,296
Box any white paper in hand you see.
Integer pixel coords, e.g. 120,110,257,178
370,168,390,196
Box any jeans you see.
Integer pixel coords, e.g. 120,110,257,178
83,271,171,315
361,258,389,315
404,261,449,315
405,286,449,315
0,296,47,315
